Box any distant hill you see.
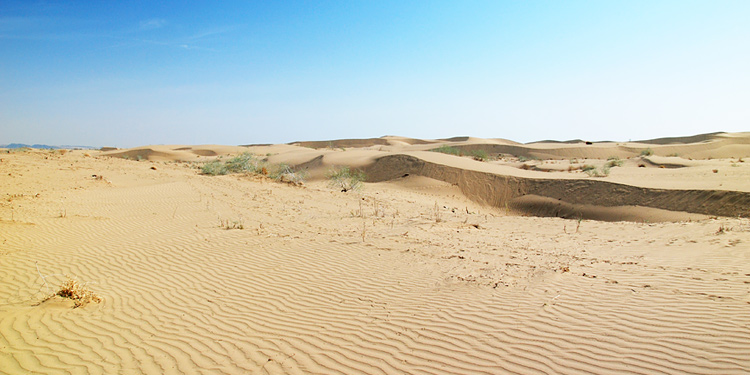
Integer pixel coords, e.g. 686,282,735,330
1,143,97,150
634,132,725,145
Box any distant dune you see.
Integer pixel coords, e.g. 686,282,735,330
0,143,98,150
97,131,750,222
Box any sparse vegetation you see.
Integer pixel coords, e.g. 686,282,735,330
351,200,365,218
36,263,101,308
220,217,244,230
327,167,366,192
268,163,306,186
7,147,31,153
40,276,102,308
606,156,624,168
430,145,490,161
55,277,102,307
581,164,597,173
224,153,263,174
200,153,305,185
431,145,462,156
431,146,492,161
468,149,489,161
640,148,654,156
201,160,229,175
582,164,610,177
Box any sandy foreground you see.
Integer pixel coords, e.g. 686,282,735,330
1,133,750,374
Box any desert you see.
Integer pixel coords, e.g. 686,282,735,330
1,132,749,374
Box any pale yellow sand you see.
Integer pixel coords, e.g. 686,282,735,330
2,134,750,374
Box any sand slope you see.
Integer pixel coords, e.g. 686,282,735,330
1,137,750,374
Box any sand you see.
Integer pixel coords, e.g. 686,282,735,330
1,133,749,374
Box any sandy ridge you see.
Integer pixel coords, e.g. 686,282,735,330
363,154,749,219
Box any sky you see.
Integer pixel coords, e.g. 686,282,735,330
1,1,749,147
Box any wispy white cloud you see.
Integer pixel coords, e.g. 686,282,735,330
139,18,166,30
0,13,230,52
186,25,242,41
133,24,239,51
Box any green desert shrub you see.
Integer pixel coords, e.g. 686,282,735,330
268,164,306,185
431,145,462,156
640,148,654,156
224,153,263,173
468,149,489,161
201,160,229,175
327,166,366,192
582,164,610,177
201,153,265,175
200,152,308,185
606,156,623,168
432,146,492,161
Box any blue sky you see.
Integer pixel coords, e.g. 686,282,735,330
1,1,748,147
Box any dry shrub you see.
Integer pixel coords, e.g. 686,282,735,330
47,276,102,308
327,167,365,192
220,218,244,230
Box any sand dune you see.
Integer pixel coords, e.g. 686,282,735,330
244,133,750,221
2,134,750,374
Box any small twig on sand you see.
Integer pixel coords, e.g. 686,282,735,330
36,261,50,294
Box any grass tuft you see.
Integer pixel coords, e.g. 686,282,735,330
224,153,263,174
201,160,229,175
268,164,306,186
605,156,623,168
327,167,366,192
582,164,610,177
431,146,492,161
468,149,489,161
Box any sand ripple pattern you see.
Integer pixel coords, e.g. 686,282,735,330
2,171,750,374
